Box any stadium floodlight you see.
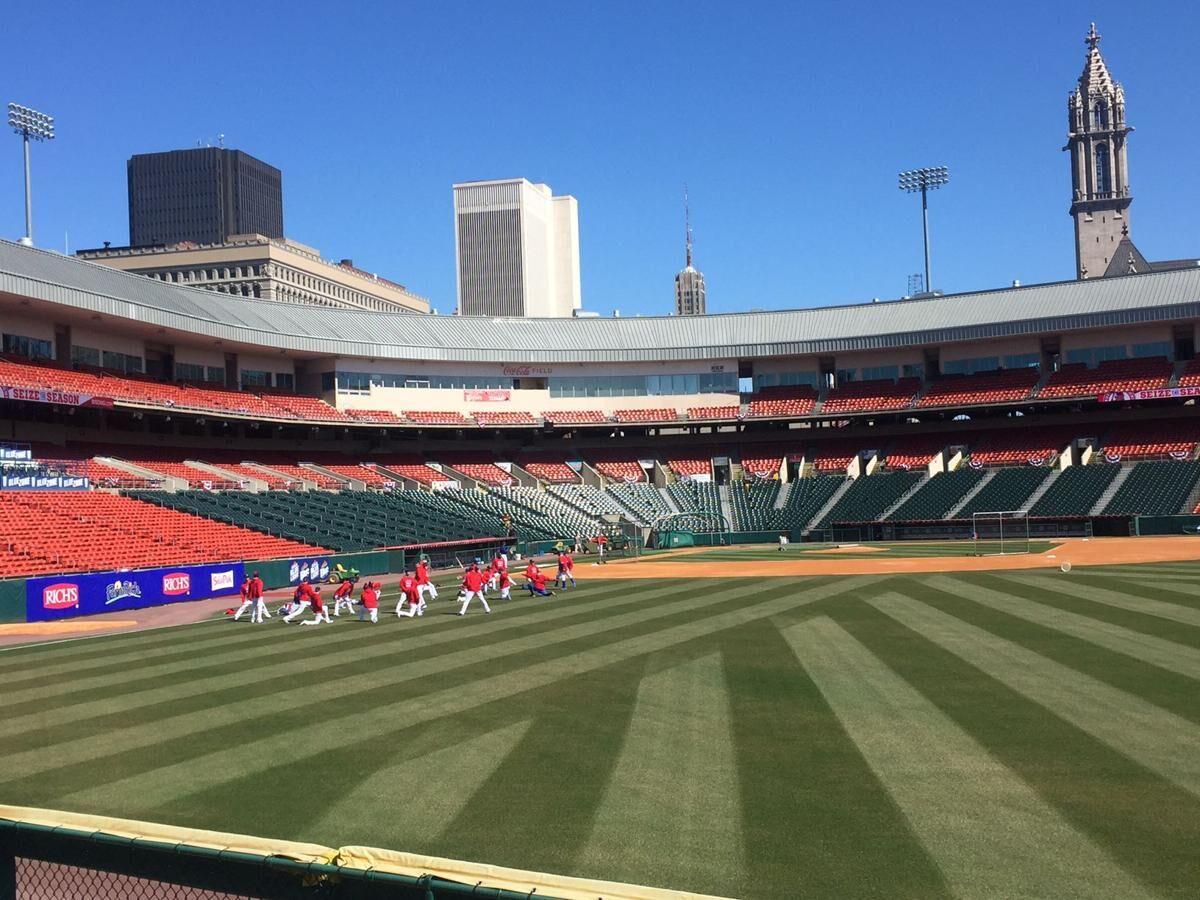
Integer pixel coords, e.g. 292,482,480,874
7,102,56,247
898,165,949,295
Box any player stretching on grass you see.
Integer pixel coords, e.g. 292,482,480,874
524,560,555,597
415,558,438,605
556,551,576,589
357,582,380,623
333,578,358,617
299,587,331,625
496,567,513,600
282,579,316,623
397,571,424,617
458,563,491,616
232,575,254,621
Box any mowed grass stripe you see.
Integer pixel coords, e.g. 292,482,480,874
0,579,625,697
580,653,745,897
0,580,732,781
872,593,1200,799
927,574,1200,681
0,580,667,723
1006,573,1200,627
56,578,871,815
310,720,533,844
783,616,1154,900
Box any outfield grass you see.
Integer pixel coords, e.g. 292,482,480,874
642,540,1063,561
2,562,1199,898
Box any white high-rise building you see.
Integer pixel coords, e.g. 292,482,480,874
453,179,581,317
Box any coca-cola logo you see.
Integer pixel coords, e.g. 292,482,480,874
502,365,552,377
162,573,191,596
43,583,79,610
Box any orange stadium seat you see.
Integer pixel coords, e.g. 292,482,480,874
613,408,677,423
343,409,406,424
543,409,609,425
518,456,580,483
747,386,817,418
822,378,920,414
260,393,351,421
687,405,740,420
807,438,871,473
969,427,1077,466
405,410,471,426
882,434,956,470
666,456,711,478
917,368,1040,408
0,491,325,579
1101,420,1200,461
1039,356,1172,400
473,411,539,426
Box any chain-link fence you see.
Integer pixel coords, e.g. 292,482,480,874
1,815,563,900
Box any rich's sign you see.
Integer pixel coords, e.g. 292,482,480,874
42,583,80,610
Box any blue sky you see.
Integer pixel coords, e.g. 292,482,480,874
2,1,1198,316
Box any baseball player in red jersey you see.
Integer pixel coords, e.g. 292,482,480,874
397,571,423,617
233,576,254,621
249,571,268,622
299,586,331,625
283,580,317,623
415,558,438,603
496,568,512,600
332,578,356,617
556,551,576,589
458,564,491,616
357,582,380,623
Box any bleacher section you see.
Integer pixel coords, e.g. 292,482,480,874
955,466,1053,518
1039,356,1172,400
0,492,324,578
969,428,1075,466
688,405,740,421
543,410,607,425
1029,464,1119,517
405,411,471,426
260,393,349,421
666,455,711,478
1103,460,1200,516
666,479,723,529
816,470,923,527
776,476,844,531
608,483,672,524
344,409,406,424
729,480,780,531
917,368,1039,408
887,469,984,522
747,386,817,418
473,411,538,427
808,439,869,473
593,455,646,482
740,446,785,479
882,434,952,470
1101,420,1200,461
822,378,920,414
614,408,677,423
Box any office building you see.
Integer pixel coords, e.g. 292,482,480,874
674,191,706,315
453,179,581,317
128,148,283,247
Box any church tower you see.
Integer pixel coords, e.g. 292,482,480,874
1066,24,1134,279
674,187,707,315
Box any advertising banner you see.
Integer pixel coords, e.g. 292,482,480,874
0,385,96,406
287,557,331,585
1,473,89,490
25,561,245,622
464,389,512,402
0,444,32,462
1098,387,1200,402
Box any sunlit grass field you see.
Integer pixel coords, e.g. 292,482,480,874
1,559,1198,898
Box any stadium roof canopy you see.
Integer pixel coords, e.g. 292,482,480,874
2,240,1199,364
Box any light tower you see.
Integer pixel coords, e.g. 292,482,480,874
898,165,949,294
7,102,55,247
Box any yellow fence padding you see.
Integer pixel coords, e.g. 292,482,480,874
0,806,734,900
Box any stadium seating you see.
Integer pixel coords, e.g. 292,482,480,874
1039,356,1172,400
344,409,406,424
244,454,343,489
1100,420,1200,461
955,466,1053,519
1103,460,1200,515
613,408,677,423
729,480,780,531
518,456,580,484
882,434,954,470
543,410,608,425
816,471,923,527
440,457,516,485
917,368,1039,408
740,446,786,479
746,386,818,418
666,455,711,478
886,469,984,522
808,439,871,473
593,453,647,482
969,428,1076,466
1028,464,1119,517
607,482,672,523
774,476,844,531
473,411,539,426
260,393,350,421
547,484,627,520
822,378,920,414
404,410,471,426
370,456,448,486
666,479,723,531
1178,357,1200,389
0,491,325,578
687,405,740,420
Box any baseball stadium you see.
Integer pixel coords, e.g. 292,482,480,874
2,224,1200,898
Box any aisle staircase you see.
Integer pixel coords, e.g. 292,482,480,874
1090,463,1135,515
879,473,930,520
1022,467,1062,511
773,482,791,509
718,485,735,530
946,470,998,519
802,478,853,534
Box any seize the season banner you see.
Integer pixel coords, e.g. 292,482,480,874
25,561,245,622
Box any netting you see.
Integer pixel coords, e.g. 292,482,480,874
972,510,1032,556
15,858,257,899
